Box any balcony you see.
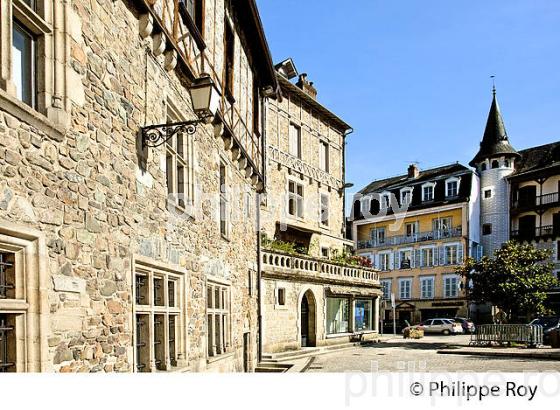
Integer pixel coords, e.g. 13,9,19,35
511,225,559,241
261,250,379,286
357,227,462,249
512,192,560,213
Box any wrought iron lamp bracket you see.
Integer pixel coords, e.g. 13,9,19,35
141,120,200,149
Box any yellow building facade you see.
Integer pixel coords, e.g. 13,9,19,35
352,163,481,329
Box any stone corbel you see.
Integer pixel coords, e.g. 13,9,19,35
139,14,154,39
164,50,177,71
152,33,166,56
237,156,247,171
222,135,233,150
231,146,241,162
244,166,253,178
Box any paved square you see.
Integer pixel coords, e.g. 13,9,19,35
304,336,560,372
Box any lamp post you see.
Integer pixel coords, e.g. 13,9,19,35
140,73,221,149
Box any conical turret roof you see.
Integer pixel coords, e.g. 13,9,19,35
470,90,519,166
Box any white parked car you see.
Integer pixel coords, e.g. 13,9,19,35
417,318,463,335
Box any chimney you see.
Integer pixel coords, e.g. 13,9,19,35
296,73,317,99
408,164,420,179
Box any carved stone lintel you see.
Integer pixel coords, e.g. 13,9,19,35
139,14,154,39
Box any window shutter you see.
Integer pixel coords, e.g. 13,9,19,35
415,249,421,268
395,252,401,270
374,254,379,269
457,243,464,264
439,246,445,266
389,253,394,270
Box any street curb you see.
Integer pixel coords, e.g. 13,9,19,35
437,349,560,361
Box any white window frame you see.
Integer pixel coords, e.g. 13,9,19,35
398,248,413,269
398,277,412,300
380,192,391,210
420,276,435,299
444,243,461,265
378,251,392,271
420,245,436,267
443,274,460,298
400,187,413,206
445,177,461,198
422,182,436,202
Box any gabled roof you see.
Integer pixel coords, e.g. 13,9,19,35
470,90,519,166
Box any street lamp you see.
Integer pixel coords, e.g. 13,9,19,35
140,73,221,149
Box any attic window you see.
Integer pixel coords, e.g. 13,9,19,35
481,163,487,171
491,160,499,169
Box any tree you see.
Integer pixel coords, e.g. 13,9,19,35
457,241,559,321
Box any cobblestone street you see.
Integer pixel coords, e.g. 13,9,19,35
304,336,560,372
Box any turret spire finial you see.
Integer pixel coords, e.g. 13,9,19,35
491,75,496,96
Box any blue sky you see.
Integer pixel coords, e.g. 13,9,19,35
256,0,560,209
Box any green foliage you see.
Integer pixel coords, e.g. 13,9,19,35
261,236,299,255
456,241,559,320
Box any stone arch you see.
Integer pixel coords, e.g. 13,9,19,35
297,287,317,347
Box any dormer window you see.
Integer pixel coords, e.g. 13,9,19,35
400,188,412,206
481,163,487,171
491,160,499,169
421,182,435,202
379,192,391,210
445,177,460,198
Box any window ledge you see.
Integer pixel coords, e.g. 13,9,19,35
207,351,234,365
0,89,66,142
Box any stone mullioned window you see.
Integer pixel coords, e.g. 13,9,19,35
0,222,48,372
134,261,186,372
206,281,231,358
0,0,73,137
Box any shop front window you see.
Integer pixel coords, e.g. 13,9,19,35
326,297,349,334
354,300,373,331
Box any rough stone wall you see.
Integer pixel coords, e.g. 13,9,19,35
0,0,261,372
262,85,348,256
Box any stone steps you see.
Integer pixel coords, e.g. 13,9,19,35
254,362,293,373
261,340,378,364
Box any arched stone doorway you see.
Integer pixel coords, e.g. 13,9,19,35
300,290,317,347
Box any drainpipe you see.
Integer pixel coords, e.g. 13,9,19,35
256,92,270,365
342,128,354,241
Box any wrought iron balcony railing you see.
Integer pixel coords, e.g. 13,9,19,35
358,226,462,249
261,249,379,284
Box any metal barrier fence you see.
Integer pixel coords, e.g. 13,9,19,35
470,324,543,347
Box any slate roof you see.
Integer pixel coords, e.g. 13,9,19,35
470,91,520,166
354,163,473,219
509,141,560,179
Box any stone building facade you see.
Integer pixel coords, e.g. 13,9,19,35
260,59,381,354
0,0,278,372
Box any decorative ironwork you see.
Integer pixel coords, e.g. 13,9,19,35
0,253,14,299
0,314,15,372
141,120,200,149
